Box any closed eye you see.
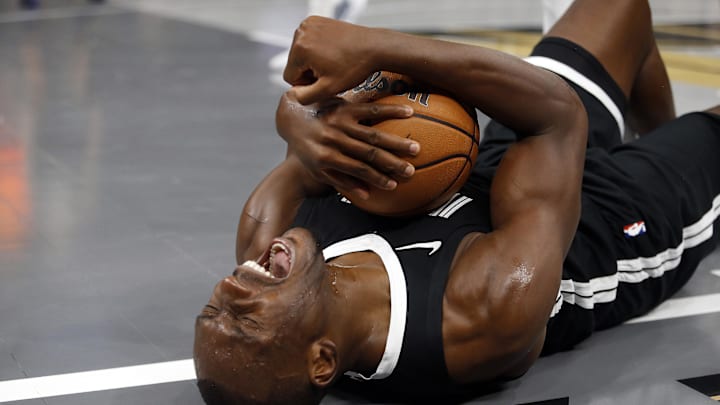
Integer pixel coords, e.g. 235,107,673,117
196,305,220,322
237,316,261,332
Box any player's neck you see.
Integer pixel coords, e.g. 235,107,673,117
326,252,391,376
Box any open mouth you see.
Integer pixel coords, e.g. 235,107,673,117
240,239,293,280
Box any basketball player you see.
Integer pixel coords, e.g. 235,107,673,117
193,0,720,403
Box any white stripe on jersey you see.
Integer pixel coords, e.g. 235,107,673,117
428,194,460,217
324,234,407,381
551,193,720,315
428,193,473,219
439,196,472,218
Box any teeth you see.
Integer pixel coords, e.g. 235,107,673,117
242,260,275,278
271,242,290,256
269,242,291,268
240,243,290,279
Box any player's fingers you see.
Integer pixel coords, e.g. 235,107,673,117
282,58,313,86
328,103,420,156
292,76,339,105
316,149,398,191
315,124,415,179
339,135,416,179
346,123,420,158
321,170,370,201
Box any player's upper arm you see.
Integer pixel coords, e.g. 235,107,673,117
447,82,587,376
236,154,330,264
490,79,587,243
490,83,587,326
488,84,587,346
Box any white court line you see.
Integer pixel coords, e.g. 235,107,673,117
626,292,720,324
1,293,719,402
0,359,195,402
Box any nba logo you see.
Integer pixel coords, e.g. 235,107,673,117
623,221,647,238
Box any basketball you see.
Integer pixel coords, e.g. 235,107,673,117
343,91,480,216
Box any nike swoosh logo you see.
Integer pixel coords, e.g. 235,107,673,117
395,241,442,256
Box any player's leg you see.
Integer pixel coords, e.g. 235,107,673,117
625,37,676,136
544,0,675,135
474,0,640,165
598,109,720,326
474,1,671,179
545,0,653,100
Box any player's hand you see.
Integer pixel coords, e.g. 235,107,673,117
276,90,419,201
283,16,381,105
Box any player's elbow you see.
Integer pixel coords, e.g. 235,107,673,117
486,279,554,364
542,75,588,142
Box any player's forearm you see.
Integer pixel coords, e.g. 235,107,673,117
377,31,587,244
367,29,577,137
286,17,579,137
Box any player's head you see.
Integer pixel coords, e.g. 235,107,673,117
193,228,339,404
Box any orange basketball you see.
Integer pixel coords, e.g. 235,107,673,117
343,92,480,216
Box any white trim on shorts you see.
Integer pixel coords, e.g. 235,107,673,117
525,55,625,139
549,193,720,316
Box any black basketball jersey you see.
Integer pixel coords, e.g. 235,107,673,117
292,189,493,391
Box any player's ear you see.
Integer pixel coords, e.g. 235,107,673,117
307,339,338,388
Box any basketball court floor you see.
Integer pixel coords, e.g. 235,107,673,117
0,1,719,403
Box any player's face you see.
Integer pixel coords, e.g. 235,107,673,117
193,227,328,401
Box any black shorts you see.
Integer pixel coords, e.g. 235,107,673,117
468,37,720,354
